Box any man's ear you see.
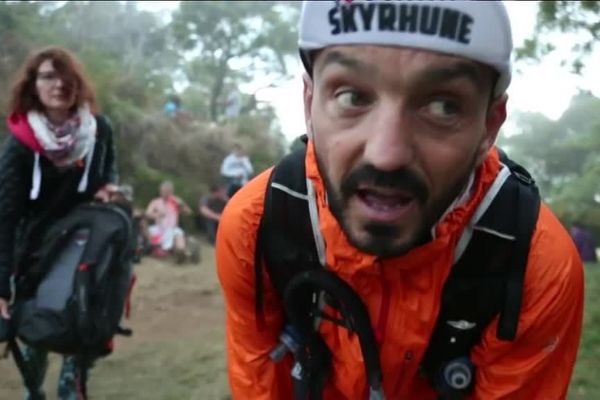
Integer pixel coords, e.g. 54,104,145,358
303,73,314,140
477,94,507,165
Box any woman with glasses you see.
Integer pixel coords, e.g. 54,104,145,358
0,46,118,400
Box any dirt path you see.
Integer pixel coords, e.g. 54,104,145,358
0,243,230,400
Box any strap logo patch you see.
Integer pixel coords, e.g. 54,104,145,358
447,320,477,330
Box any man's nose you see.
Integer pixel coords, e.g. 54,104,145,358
362,105,415,172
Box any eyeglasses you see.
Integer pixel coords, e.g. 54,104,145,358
36,72,64,84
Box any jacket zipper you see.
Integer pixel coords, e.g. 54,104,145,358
366,261,391,399
375,261,391,346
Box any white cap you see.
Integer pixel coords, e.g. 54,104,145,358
299,0,512,96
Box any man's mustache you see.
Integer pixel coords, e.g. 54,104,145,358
340,164,429,204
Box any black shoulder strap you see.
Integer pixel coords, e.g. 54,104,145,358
495,149,540,340
422,151,540,396
255,139,338,399
255,139,320,314
257,139,386,399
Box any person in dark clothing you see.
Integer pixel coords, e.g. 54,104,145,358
199,184,228,245
570,222,598,264
0,46,118,400
110,184,151,263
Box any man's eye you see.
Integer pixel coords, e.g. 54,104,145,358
425,99,460,118
335,90,370,108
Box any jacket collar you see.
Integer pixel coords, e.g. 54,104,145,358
304,140,501,274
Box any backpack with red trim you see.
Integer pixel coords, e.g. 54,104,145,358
11,201,136,357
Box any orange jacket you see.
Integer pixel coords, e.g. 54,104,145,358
216,141,584,399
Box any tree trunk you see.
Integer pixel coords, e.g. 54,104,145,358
209,46,231,123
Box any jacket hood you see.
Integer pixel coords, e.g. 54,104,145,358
6,113,44,153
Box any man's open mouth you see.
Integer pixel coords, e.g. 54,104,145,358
353,187,417,223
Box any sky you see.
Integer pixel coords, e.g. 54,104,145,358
136,1,600,141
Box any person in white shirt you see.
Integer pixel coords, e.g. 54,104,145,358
220,143,253,197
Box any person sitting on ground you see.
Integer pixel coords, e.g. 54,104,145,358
220,143,254,198
199,184,228,245
145,180,192,262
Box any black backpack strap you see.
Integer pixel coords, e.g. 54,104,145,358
422,152,540,397
284,269,385,398
75,261,92,342
496,150,540,340
256,142,385,399
255,139,333,399
255,139,321,317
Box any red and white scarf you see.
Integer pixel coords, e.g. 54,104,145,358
27,104,96,167
26,104,97,200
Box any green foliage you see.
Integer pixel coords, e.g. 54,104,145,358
499,92,600,234
0,1,61,113
171,1,300,121
0,1,289,212
568,263,600,399
517,1,600,73
46,1,178,108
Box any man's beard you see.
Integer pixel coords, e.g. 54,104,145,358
316,154,478,258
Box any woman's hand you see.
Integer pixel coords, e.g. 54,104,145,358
94,183,119,202
0,298,10,319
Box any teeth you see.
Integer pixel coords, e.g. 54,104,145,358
369,201,395,211
362,192,411,210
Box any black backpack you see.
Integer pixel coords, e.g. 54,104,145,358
254,139,540,399
11,201,135,357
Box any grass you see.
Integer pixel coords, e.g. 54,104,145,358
0,248,232,400
88,329,230,400
568,263,600,399
0,255,597,399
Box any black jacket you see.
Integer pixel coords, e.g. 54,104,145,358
0,115,117,298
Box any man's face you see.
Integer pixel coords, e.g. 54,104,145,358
304,46,506,257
